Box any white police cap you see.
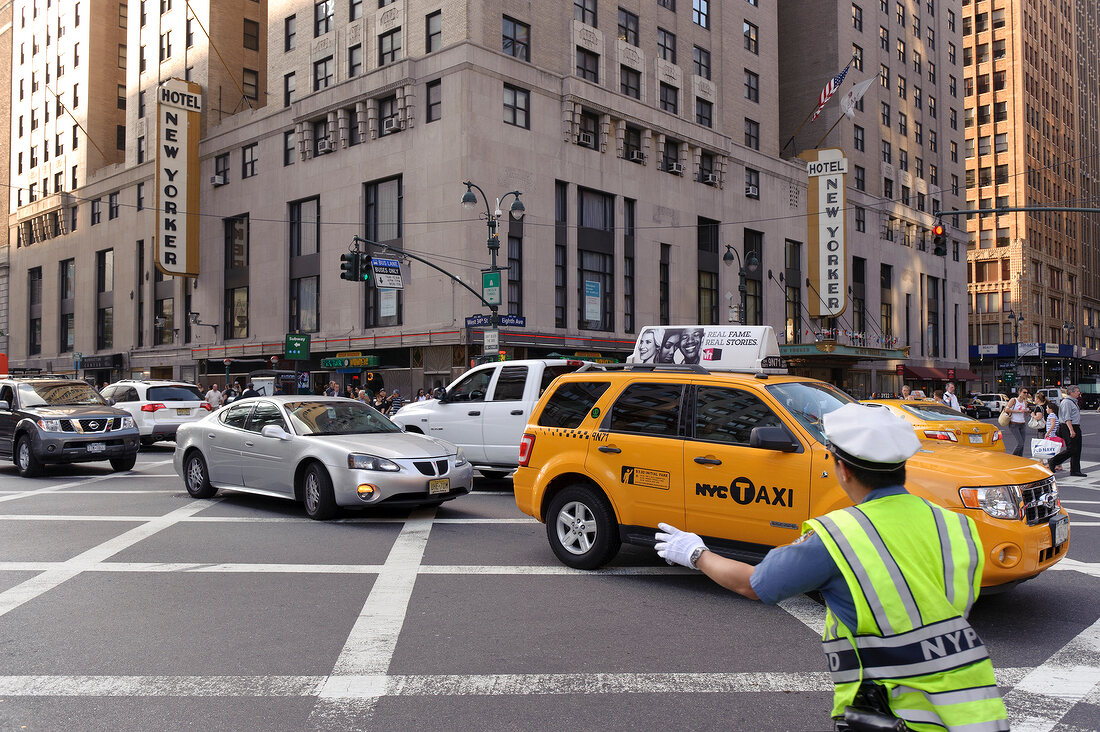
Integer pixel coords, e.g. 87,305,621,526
823,403,920,471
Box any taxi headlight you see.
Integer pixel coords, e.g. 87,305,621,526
959,485,1021,520
455,448,468,467
37,418,63,432
348,453,401,472
120,416,135,429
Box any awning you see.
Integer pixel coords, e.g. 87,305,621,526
953,368,980,381
901,365,944,380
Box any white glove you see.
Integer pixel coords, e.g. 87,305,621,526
654,522,707,569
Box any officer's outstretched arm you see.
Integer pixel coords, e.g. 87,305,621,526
655,522,759,600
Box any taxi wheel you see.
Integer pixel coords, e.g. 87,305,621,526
302,462,337,521
546,484,621,570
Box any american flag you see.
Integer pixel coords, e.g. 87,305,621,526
810,66,851,122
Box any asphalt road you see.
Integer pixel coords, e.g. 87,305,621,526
0,443,1097,731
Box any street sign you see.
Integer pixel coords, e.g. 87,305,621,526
73,352,83,370
482,271,501,306
465,314,491,328
498,314,527,327
320,355,379,368
1003,370,1017,383
370,257,404,289
285,333,311,360
484,329,499,351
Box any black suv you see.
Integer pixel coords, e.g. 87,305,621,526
0,379,140,477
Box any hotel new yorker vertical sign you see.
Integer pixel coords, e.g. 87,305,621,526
155,78,202,277
801,148,848,318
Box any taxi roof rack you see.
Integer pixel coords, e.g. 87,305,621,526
575,362,711,375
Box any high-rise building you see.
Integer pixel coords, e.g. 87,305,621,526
778,0,971,393
964,0,1100,391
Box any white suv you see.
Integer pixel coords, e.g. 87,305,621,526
101,380,213,447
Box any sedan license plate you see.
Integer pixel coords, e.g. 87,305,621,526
968,434,984,444
86,442,106,453
176,408,190,416
1051,515,1069,547
428,478,450,495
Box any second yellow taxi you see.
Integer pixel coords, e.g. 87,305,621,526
862,398,1005,451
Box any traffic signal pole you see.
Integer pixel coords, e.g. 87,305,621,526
350,236,496,311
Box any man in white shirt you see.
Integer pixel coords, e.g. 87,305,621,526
205,383,222,407
943,382,961,411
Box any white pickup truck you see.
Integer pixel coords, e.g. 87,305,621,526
391,359,582,478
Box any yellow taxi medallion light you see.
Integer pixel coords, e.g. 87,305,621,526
628,324,787,374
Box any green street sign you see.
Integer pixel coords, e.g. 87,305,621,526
285,333,311,361
320,355,379,368
482,271,501,306
1003,370,1016,383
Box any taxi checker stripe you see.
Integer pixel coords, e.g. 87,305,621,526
816,514,894,635
894,707,1009,732
891,682,1003,706
847,506,923,630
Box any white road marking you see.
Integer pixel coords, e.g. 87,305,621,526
778,594,828,636
1061,500,1100,505
0,472,126,504
1064,507,1100,519
1049,559,1100,579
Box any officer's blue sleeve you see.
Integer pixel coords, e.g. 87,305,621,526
749,531,841,604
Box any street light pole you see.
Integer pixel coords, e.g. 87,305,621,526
1007,308,1024,391
1064,321,1076,384
461,181,526,352
723,245,760,325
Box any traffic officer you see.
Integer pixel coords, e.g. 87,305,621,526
655,403,1008,731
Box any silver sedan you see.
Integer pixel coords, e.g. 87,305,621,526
173,396,474,519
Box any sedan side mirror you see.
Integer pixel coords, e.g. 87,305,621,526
261,424,291,440
749,425,800,453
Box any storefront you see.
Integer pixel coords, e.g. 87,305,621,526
778,341,910,399
79,353,126,387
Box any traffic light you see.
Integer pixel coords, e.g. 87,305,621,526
339,252,360,281
358,252,372,283
932,223,947,256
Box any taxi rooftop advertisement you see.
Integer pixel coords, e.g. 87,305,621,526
628,325,785,373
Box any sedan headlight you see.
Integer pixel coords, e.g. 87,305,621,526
120,416,135,429
348,453,401,472
959,485,1021,520
455,447,468,467
37,418,63,432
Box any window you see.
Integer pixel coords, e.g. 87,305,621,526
243,18,259,50
314,0,333,36
576,47,598,82
854,125,864,151
225,286,248,339
853,44,863,71
349,0,362,20
745,168,760,198
855,165,865,191
186,17,194,46
502,16,529,61
744,21,757,53
378,95,399,134
426,80,441,122
117,84,126,110
503,84,529,128
313,56,333,91
692,0,708,28
215,153,230,183
108,192,119,219
284,130,296,166
348,44,362,76
744,118,759,150
620,66,640,98
28,268,42,355
578,249,614,331
577,112,598,148
283,72,295,107
159,30,171,61
744,69,758,101
426,10,441,53
694,387,782,445
659,82,678,114
289,276,318,333
881,101,890,126
241,143,257,178
574,0,596,26
285,15,296,51
242,69,258,101
880,25,889,50
855,206,866,232
289,197,320,258
658,28,676,63
508,236,523,317
91,198,102,225
378,27,401,65
695,98,712,128
852,3,863,30
137,181,144,210
658,0,675,8
618,8,638,45
694,46,711,79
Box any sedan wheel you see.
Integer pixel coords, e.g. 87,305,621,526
302,463,337,520
545,484,620,570
184,451,217,499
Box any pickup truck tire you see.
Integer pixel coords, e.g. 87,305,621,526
15,435,43,478
110,454,137,472
302,462,337,520
184,451,218,499
546,484,621,570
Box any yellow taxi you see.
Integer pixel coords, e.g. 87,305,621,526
861,398,1005,451
514,326,1068,590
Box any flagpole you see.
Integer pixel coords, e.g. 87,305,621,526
814,111,847,149
780,54,857,155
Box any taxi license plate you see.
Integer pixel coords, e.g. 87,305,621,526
176,408,190,416
968,435,984,444
86,442,106,453
1051,515,1069,547
428,478,450,495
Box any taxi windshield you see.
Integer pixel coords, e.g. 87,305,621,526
901,403,974,422
765,381,856,444
284,400,402,436
19,382,107,407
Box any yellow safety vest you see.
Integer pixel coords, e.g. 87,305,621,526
806,493,1009,731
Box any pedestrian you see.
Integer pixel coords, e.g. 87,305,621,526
900,384,911,399
374,389,392,414
1032,393,1049,438
241,382,260,399
1005,387,1031,456
389,389,405,412
1049,385,1086,477
205,383,222,407
943,382,961,411
416,388,428,402
273,382,285,396
356,389,367,403
653,403,1008,730
346,385,356,400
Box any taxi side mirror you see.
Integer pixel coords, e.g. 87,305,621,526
749,425,799,453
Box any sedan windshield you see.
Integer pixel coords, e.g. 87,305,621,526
902,403,974,422
285,400,402,435
19,382,107,407
765,381,856,445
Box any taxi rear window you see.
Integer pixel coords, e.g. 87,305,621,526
537,381,610,429
901,404,973,422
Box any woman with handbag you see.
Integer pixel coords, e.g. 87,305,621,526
1042,402,1063,471
1031,393,1048,438
1005,387,1031,456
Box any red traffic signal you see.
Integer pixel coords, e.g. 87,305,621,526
932,224,945,237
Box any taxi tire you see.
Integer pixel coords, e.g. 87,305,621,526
546,484,621,570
